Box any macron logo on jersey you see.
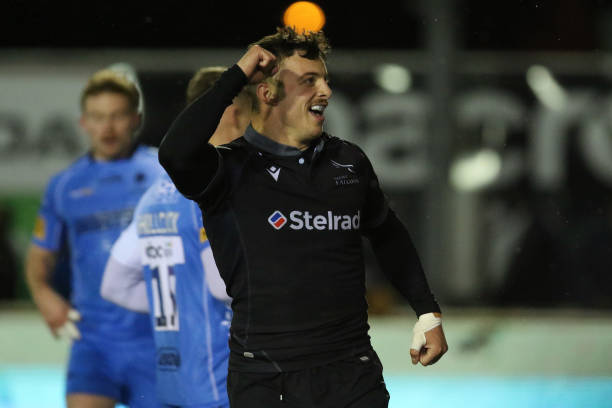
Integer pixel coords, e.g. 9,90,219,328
268,210,287,230
268,210,360,231
266,165,281,182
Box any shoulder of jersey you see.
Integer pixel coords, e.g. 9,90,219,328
322,132,366,157
322,132,340,144
215,137,251,159
145,174,182,201
41,155,92,198
134,145,159,160
51,154,92,181
216,137,248,151
134,145,165,175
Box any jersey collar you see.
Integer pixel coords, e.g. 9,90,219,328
244,125,316,157
87,142,139,163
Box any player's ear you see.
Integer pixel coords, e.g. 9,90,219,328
132,112,142,130
78,114,88,131
257,78,280,106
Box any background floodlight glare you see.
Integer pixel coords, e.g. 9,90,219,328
283,1,326,32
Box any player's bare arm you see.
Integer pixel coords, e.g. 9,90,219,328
25,245,80,338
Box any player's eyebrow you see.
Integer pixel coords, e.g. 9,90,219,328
299,72,329,81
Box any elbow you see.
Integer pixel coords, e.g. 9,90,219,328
158,133,196,179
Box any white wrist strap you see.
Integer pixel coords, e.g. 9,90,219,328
410,312,441,351
57,309,81,341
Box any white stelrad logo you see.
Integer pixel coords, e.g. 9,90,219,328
267,210,361,231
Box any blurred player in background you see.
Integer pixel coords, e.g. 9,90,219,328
101,67,251,408
159,27,447,408
25,69,163,408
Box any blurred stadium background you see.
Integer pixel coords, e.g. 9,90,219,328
1,0,612,407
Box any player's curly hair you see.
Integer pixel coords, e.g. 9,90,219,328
245,27,331,112
80,69,140,112
250,26,331,62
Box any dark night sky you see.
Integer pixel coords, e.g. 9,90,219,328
2,0,610,50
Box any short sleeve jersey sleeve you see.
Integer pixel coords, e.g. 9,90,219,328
31,174,66,251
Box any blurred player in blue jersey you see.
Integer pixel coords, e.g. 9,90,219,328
100,67,251,408
25,69,164,408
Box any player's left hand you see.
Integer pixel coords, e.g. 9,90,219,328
55,308,82,341
410,313,448,366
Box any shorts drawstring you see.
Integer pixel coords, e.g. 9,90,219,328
279,372,285,405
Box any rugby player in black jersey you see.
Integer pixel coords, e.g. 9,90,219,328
159,27,447,408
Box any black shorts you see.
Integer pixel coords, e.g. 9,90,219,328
227,349,390,408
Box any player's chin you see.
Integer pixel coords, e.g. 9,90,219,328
306,120,324,136
304,129,323,143
98,144,127,160
104,145,122,156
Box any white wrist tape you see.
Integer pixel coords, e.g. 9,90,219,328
57,309,81,341
410,312,442,351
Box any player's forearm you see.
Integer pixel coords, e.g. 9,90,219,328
25,244,56,298
367,210,441,316
159,65,248,196
26,245,78,337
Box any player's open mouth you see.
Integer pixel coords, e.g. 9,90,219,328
102,136,119,145
308,104,327,121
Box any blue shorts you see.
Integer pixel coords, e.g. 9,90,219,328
66,334,160,408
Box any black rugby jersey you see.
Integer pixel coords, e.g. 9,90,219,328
160,65,440,372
